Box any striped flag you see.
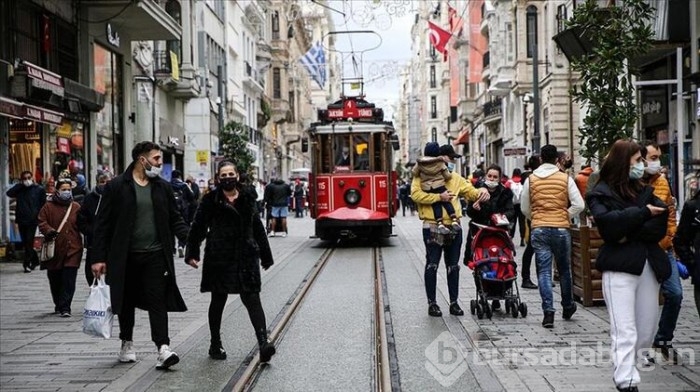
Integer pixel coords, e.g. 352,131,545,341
299,42,326,89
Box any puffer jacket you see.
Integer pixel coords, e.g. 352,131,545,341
586,181,670,281
412,157,452,191
645,173,676,250
410,171,480,225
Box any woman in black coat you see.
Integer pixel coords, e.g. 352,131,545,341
673,190,700,318
586,140,669,392
186,161,275,362
464,164,515,261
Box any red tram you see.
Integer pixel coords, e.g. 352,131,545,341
303,96,400,241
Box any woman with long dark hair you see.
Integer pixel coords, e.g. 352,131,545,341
586,140,669,392
186,162,275,362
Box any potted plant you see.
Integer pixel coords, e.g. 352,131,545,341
563,0,654,305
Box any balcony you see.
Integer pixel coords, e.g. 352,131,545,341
482,98,502,125
271,99,291,123
243,61,264,93
83,0,181,40
152,50,199,99
482,51,491,81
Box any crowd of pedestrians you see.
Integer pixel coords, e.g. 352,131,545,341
4,137,700,392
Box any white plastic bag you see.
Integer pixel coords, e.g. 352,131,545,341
82,276,114,338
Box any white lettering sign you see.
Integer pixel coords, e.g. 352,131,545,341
106,23,120,47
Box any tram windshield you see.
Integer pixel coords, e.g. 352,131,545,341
316,132,387,173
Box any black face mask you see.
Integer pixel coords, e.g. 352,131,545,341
219,177,238,191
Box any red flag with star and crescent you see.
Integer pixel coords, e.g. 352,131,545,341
428,21,451,55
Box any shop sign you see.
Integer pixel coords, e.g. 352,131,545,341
196,150,209,164
0,97,24,119
56,121,72,138
504,147,527,156
57,137,71,154
24,104,63,126
23,61,64,97
640,88,667,129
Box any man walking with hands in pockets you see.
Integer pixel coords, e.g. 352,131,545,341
91,141,190,370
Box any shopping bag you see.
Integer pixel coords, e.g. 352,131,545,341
82,276,114,339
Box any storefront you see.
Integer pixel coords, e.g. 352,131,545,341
93,43,125,176
159,116,185,180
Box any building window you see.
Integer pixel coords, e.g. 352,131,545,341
430,45,436,60
431,127,437,142
429,65,436,88
273,67,281,99
288,90,295,122
506,23,514,63
94,44,124,174
272,11,280,40
526,6,538,59
430,96,437,119
556,5,567,33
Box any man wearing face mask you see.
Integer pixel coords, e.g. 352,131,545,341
521,144,585,328
77,172,113,285
336,146,351,166
642,141,683,364
91,141,190,370
6,171,47,272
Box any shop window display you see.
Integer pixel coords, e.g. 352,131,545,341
49,120,87,197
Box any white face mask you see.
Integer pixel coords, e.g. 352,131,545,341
485,180,499,189
141,157,162,178
645,160,661,175
22,180,32,187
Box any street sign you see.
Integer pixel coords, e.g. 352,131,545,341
503,147,527,156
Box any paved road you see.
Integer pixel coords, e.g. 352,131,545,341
0,213,699,391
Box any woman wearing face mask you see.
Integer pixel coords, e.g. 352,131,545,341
464,165,516,289
186,161,276,362
586,140,669,392
37,178,83,317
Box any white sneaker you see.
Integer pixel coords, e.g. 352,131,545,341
155,344,179,370
268,232,276,237
280,232,287,238
177,247,184,258
118,340,136,363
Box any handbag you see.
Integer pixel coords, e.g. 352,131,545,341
82,276,114,338
39,203,73,263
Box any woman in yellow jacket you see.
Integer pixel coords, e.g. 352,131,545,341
410,144,489,317
643,142,682,364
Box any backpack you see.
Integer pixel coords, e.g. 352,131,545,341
173,187,188,218
510,181,523,205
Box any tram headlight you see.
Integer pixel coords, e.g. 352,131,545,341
344,189,361,206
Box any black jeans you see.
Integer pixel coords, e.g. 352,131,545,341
521,220,534,280
118,251,170,348
18,223,38,265
509,204,526,240
47,266,79,313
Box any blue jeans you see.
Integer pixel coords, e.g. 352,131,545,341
654,251,683,345
423,228,462,304
531,227,574,313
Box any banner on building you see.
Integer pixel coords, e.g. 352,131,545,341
468,0,486,83
448,5,463,108
299,42,326,89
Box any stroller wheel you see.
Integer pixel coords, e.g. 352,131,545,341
470,300,477,315
484,305,493,319
519,303,528,318
476,305,484,319
504,300,511,313
511,301,519,318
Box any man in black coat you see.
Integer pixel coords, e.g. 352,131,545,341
91,141,189,370
264,178,292,237
77,171,112,285
6,171,46,272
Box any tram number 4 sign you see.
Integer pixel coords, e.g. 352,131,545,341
503,147,527,157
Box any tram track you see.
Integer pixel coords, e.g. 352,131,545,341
225,245,400,392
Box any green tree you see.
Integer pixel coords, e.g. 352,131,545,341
218,120,256,178
568,0,654,164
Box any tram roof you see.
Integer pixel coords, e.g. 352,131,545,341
308,121,395,135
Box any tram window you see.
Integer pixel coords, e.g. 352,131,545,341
353,134,370,171
320,135,332,173
373,133,384,171
334,135,351,168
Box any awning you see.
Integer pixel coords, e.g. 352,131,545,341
0,96,24,119
64,78,105,112
453,128,470,145
84,1,181,41
23,104,63,126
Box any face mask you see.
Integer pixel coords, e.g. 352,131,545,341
485,180,499,189
57,190,73,201
22,180,32,187
629,161,645,179
645,160,661,175
219,177,238,191
446,162,456,172
141,157,162,178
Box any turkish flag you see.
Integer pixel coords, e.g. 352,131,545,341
428,21,451,55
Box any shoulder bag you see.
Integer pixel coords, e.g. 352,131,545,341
39,203,73,263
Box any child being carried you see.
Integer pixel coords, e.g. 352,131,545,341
413,142,461,235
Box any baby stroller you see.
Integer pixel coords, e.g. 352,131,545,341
467,223,527,319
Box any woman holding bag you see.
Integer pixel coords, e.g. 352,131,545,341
186,161,275,362
38,178,83,317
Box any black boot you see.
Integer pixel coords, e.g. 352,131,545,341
256,329,276,363
521,278,537,289
22,260,31,273
209,339,227,360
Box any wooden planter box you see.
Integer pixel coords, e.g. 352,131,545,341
570,226,605,306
